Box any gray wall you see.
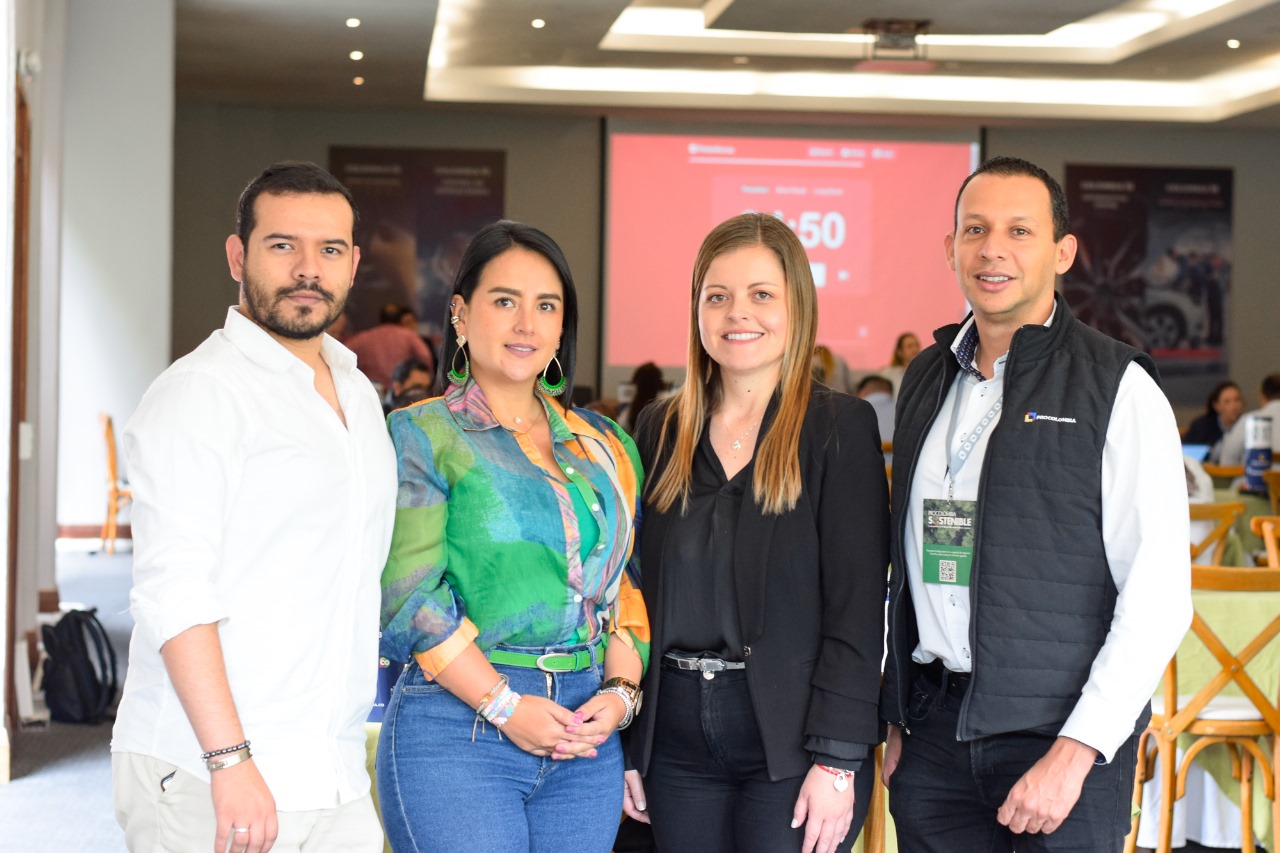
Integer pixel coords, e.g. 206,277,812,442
174,105,1280,422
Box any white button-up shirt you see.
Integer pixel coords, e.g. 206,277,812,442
111,307,396,811
903,311,1192,761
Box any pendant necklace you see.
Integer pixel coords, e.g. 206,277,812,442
728,419,760,451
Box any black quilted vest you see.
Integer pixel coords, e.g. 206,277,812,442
881,294,1157,740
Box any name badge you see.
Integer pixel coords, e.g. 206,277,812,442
922,498,975,586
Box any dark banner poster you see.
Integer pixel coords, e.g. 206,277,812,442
330,146,505,343
1063,164,1232,404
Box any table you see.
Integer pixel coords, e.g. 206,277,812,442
1136,586,1280,851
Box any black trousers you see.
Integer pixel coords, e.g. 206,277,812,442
888,667,1139,853
644,662,873,853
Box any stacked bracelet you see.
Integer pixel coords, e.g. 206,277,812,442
205,746,252,772
476,676,522,728
596,686,635,729
200,740,250,761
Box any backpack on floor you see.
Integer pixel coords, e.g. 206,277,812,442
41,608,118,724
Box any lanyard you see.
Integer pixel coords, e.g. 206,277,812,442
943,379,1002,500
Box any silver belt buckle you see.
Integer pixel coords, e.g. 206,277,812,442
697,659,726,680
536,652,574,672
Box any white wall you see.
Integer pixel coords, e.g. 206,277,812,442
57,0,173,525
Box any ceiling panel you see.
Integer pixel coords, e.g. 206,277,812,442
707,0,1119,36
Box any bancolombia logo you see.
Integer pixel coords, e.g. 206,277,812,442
1024,411,1078,424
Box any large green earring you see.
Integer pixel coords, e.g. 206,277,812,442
448,336,470,386
537,353,566,397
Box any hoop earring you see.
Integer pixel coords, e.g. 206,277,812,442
448,327,470,386
538,353,566,397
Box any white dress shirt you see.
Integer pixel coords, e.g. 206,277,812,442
111,307,397,811
903,312,1193,762
1217,398,1280,466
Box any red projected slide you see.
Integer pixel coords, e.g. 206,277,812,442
606,134,977,370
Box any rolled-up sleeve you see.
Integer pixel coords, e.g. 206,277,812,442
379,407,475,676
124,372,240,651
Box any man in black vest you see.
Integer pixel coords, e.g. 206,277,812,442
879,156,1191,851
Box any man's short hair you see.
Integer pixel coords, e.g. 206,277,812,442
391,358,433,387
235,161,359,247
379,302,408,325
856,374,894,397
953,156,1070,242
1262,372,1280,402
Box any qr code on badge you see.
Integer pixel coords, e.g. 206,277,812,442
939,560,958,583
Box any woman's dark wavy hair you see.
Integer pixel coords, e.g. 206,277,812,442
435,220,579,403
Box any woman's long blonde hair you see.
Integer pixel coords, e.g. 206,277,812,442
648,213,818,516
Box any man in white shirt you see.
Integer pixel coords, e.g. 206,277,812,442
111,162,397,853
1217,372,1280,465
879,157,1192,852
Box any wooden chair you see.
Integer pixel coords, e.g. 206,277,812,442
99,413,132,554
1189,501,1245,565
1125,564,1280,853
1202,463,1245,481
1263,469,1280,515
1252,516,1280,569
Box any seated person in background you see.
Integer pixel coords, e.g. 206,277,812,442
879,332,920,397
345,302,436,390
1182,380,1244,462
1218,372,1280,465
618,362,665,434
856,374,895,445
384,358,434,415
812,344,854,394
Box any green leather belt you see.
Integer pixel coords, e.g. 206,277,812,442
488,647,598,672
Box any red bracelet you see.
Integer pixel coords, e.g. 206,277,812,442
816,763,853,792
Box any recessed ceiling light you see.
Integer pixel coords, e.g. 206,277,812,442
353,76,365,86
346,18,360,28
531,19,546,29
350,50,364,61
1227,38,1241,48
732,56,749,64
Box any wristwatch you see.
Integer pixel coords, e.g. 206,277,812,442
597,676,643,729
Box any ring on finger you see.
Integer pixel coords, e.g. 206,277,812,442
233,827,250,834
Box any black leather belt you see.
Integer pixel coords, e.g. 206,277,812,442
919,658,971,697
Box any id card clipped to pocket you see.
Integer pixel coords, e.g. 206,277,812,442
922,499,975,585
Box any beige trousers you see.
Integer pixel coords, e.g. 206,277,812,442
112,752,384,853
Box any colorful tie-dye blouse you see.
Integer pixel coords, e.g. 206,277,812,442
380,380,649,677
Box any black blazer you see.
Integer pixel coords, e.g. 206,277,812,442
627,384,890,780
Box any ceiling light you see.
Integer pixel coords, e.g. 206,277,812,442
732,56,749,64
346,18,360,28
353,76,365,86
1227,38,1240,48
531,19,546,29
350,50,364,60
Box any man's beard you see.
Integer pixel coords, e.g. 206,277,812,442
241,274,345,341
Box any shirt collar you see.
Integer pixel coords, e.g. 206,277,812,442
221,306,356,375
950,300,1059,381
445,379,607,444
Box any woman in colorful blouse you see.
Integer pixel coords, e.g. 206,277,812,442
623,213,890,853
377,221,648,853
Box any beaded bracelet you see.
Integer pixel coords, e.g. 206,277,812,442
478,684,522,728
475,675,509,713
816,763,853,792
206,746,252,772
200,740,250,761
596,686,636,729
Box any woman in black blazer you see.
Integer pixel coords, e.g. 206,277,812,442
623,213,890,853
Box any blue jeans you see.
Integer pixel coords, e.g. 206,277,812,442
376,642,623,853
888,667,1139,853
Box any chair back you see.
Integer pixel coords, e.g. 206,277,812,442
100,413,120,486
1158,565,1280,738
1264,469,1280,515
1189,501,1245,565
1202,463,1245,481
1252,515,1280,569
